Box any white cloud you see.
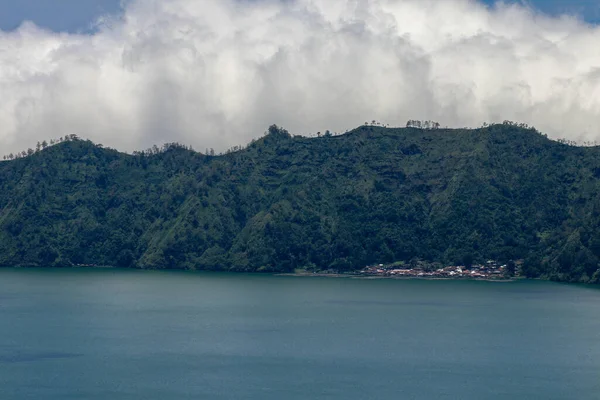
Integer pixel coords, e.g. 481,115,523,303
1,0,600,154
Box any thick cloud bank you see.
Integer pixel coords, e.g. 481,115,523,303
1,0,600,153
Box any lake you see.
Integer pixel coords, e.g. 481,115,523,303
1,268,599,399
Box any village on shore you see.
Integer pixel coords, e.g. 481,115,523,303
359,259,520,280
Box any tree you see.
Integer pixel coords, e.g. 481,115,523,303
504,260,516,277
461,253,474,269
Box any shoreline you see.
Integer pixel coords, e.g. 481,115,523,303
276,272,517,282
0,266,563,285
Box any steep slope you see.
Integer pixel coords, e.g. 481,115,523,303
1,124,600,283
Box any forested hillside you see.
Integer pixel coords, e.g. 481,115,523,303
1,124,600,283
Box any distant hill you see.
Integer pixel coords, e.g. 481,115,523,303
1,124,600,283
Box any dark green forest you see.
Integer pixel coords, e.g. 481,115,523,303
1,124,600,283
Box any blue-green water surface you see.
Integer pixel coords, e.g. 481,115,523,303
1,269,599,399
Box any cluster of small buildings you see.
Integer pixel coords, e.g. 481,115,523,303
361,260,513,280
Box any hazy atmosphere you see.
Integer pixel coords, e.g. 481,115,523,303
1,0,600,154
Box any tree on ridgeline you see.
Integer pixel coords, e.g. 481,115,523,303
406,120,440,129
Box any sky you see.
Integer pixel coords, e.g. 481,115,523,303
0,0,598,32
1,0,600,154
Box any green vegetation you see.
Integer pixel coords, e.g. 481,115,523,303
1,124,600,283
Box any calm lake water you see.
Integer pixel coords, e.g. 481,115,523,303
1,269,599,399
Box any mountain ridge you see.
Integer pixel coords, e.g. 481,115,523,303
1,124,600,283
